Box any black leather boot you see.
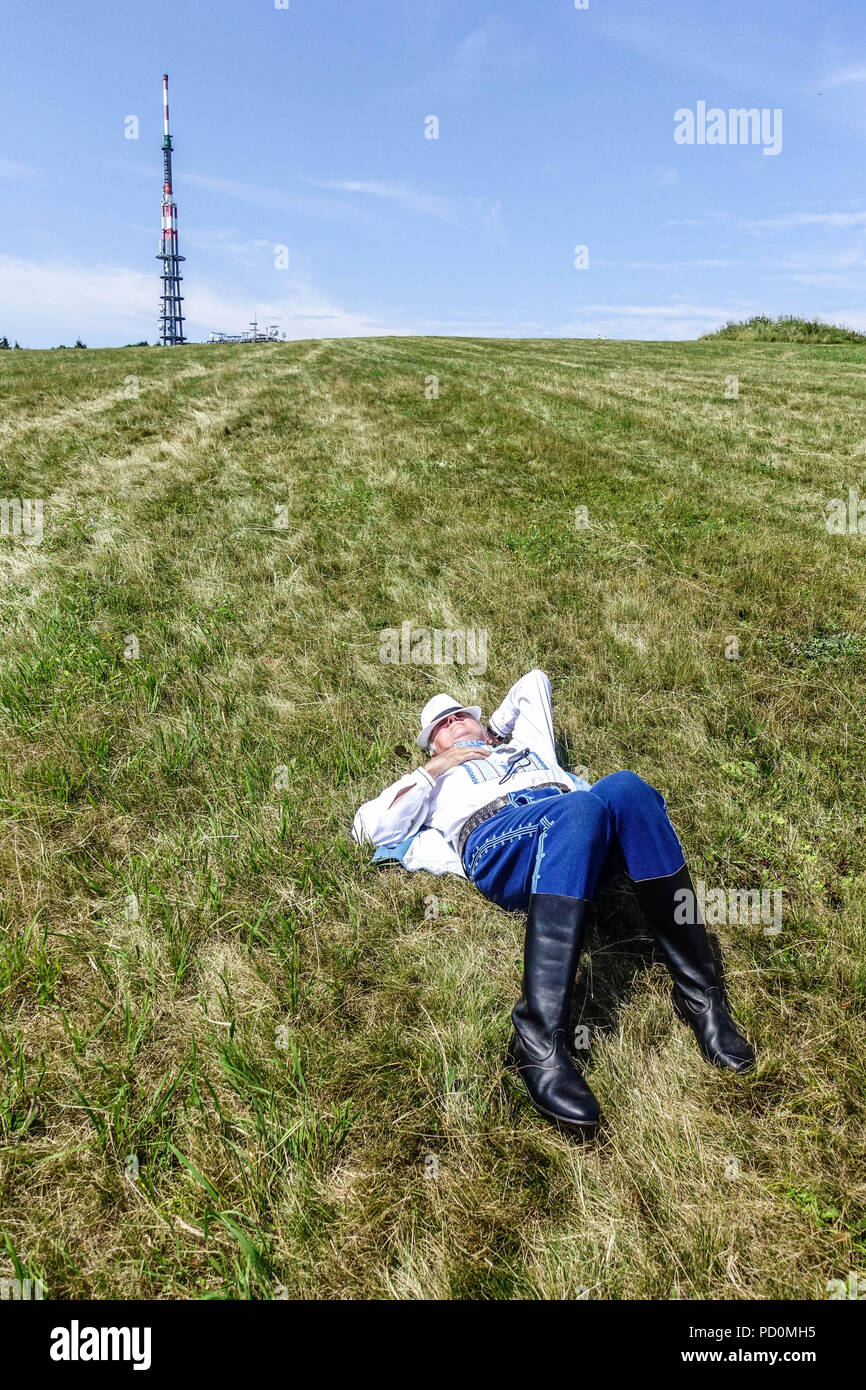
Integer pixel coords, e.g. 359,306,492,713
630,864,756,1073
505,892,600,1136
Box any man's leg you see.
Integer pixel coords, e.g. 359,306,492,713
466,786,614,909
587,771,755,1072
465,790,616,1135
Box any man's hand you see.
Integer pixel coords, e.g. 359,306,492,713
425,746,492,780
388,746,492,807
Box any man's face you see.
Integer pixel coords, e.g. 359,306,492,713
429,711,488,756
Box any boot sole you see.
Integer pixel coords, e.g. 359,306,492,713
671,995,756,1073
504,1050,600,1136
532,1100,600,1138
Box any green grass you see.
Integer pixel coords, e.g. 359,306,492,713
0,334,864,1300
702,313,866,343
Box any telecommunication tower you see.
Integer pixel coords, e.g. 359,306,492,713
157,73,186,345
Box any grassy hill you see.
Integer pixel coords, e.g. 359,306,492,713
0,335,864,1299
702,313,866,343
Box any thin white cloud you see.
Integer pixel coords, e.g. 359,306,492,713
587,13,760,85
596,259,735,271
647,167,679,188
108,160,345,214
560,310,744,341
308,178,455,221
782,273,866,287
820,310,866,330
740,210,866,230
183,172,289,208
180,228,274,257
822,65,866,89
467,195,504,237
306,179,505,233
184,172,286,204
451,16,534,81
0,157,34,180
184,171,349,216
772,247,866,271
116,159,494,234
578,302,745,320
453,19,498,77
0,254,388,346
663,213,732,227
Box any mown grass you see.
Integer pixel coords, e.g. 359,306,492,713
0,335,864,1300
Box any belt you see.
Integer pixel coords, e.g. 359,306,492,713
457,782,573,863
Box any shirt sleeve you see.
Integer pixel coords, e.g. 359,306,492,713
487,668,558,767
352,765,436,848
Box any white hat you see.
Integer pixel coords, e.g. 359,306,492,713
416,693,482,750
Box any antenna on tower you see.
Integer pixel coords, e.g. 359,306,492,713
157,73,186,345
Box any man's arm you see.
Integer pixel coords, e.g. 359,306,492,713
352,766,436,848
486,669,558,767
352,747,493,847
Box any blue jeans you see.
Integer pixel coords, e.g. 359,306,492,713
462,770,686,912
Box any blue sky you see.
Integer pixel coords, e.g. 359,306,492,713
1,0,864,346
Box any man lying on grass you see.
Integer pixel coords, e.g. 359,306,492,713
352,669,755,1138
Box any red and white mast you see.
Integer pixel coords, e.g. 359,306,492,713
157,72,186,345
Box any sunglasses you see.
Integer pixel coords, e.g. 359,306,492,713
432,710,473,736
